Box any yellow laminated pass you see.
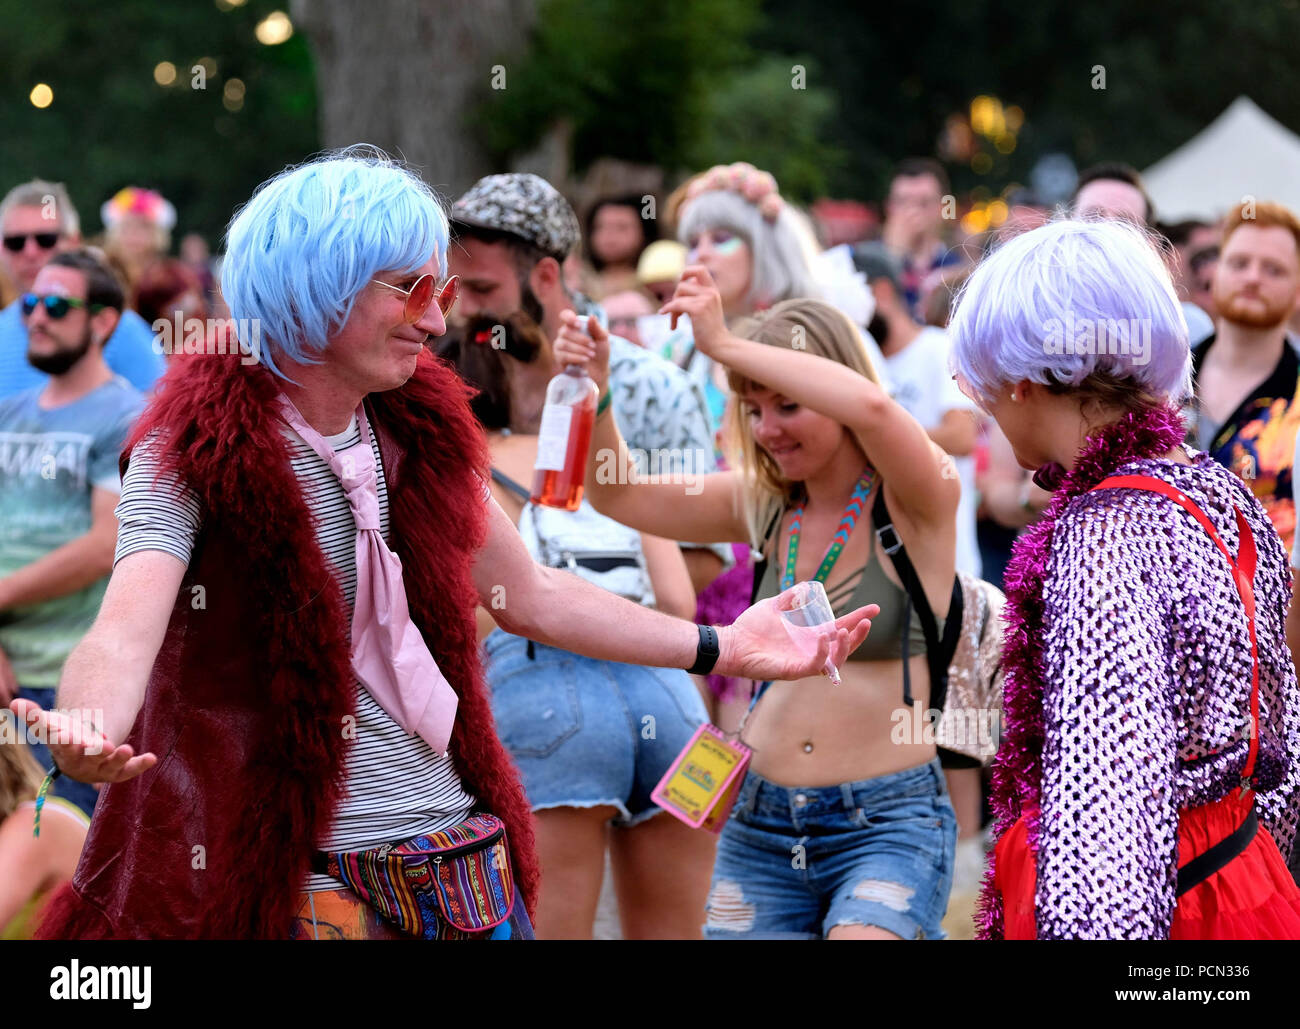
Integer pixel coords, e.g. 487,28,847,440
652,723,751,832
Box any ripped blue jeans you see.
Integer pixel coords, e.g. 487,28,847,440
704,757,957,939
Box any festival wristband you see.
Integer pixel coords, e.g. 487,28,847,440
596,390,612,418
687,624,720,675
32,766,61,838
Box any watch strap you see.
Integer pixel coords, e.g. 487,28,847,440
687,624,720,675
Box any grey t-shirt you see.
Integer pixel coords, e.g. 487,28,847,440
0,377,143,688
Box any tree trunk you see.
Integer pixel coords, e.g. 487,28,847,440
291,0,537,196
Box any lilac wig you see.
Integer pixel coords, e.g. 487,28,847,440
948,218,1193,407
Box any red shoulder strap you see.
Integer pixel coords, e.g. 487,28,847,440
1091,474,1259,784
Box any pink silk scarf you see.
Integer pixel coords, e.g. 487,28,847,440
278,395,459,756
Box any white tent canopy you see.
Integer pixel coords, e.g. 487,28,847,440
1142,96,1300,222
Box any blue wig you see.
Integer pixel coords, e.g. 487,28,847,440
222,144,449,379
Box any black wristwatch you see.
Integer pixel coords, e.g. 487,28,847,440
687,624,720,675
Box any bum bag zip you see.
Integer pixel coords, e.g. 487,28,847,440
320,822,505,868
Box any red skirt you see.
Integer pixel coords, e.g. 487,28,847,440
994,789,1300,939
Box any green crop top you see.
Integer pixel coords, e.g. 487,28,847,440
752,517,939,662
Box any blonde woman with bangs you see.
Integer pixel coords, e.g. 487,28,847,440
555,267,960,940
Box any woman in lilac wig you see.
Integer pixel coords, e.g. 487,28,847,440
949,218,1300,939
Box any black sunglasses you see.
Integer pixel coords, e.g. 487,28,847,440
3,233,60,253
20,293,102,320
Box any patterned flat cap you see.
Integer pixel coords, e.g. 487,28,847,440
451,173,580,260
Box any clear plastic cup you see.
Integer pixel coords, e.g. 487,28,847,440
777,580,841,686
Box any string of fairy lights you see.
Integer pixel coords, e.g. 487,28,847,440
22,9,1057,231
25,1,293,113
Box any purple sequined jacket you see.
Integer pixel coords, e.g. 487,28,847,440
1033,452,1300,938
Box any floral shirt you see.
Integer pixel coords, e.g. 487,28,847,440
1189,336,1300,554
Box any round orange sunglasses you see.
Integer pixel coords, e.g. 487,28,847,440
372,273,460,324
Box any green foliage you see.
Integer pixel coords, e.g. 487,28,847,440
755,0,1300,202
0,0,318,245
687,55,844,202
9,0,1299,248
479,0,759,172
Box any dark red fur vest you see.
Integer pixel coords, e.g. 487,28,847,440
37,350,539,938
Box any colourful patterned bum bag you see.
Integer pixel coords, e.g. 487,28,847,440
311,814,516,939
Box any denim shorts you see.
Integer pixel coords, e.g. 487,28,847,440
483,629,709,827
704,757,957,939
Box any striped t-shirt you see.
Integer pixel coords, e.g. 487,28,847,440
115,416,480,892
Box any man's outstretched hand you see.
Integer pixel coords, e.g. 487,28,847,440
714,596,879,683
8,698,157,784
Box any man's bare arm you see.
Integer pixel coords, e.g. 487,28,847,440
473,499,875,681
9,550,187,784
472,499,698,667
57,550,186,739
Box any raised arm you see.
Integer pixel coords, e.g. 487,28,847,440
554,310,751,545
660,268,958,527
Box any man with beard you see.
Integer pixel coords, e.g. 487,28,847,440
0,181,163,398
448,173,728,593
1191,201,1300,552
446,174,733,938
0,249,142,816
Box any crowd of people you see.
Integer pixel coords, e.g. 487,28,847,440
1,144,1298,940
